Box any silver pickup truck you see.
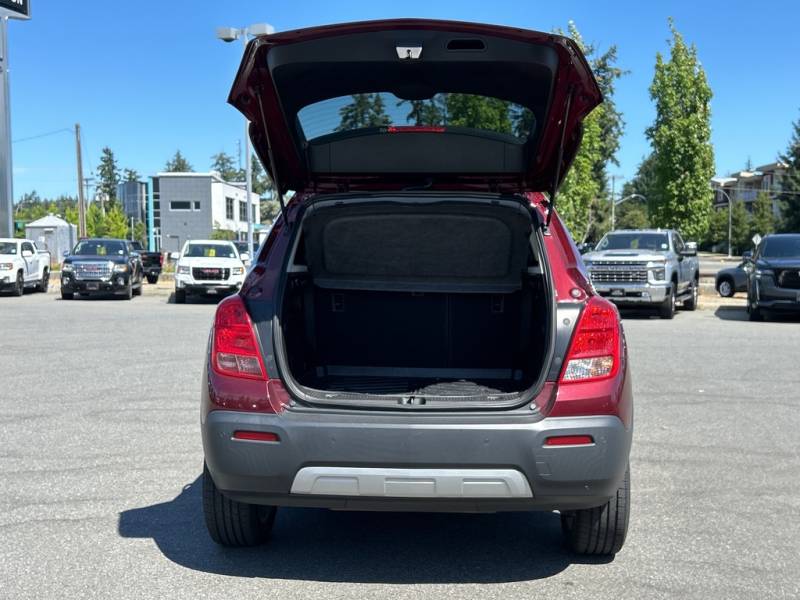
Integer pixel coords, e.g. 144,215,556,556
582,229,699,319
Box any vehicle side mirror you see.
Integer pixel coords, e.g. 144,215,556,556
21,250,33,258
170,252,181,260
681,242,697,257
240,253,250,262
576,242,593,255
62,250,70,257
742,250,753,261
130,252,140,260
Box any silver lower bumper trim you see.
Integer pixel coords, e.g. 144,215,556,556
290,467,533,498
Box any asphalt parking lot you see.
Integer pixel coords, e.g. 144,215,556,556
1,291,799,599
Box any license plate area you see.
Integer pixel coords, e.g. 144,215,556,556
610,288,625,297
86,282,99,290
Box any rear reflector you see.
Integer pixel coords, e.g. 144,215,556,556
232,430,280,442
560,296,620,383
212,295,266,380
544,435,594,446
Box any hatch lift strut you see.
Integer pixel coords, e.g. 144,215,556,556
255,92,287,221
546,87,573,229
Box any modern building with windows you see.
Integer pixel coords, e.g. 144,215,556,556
117,180,148,224
712,162,787,218
151,172,261,253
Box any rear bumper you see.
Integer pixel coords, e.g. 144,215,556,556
202,410,632,512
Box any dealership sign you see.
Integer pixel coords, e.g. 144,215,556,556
0,0,29,19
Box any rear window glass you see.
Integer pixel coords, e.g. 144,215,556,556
298,92,535,141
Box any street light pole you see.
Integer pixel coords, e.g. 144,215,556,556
711,178,737,258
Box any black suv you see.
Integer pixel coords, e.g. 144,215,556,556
61,238,144,300
746,233,800,320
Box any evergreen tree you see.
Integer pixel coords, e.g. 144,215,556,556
97,147,120,201
210,151,240,181
616,201,650,230
445,94,511,133
123,169,140,182
646,19,715,240
337,94,391,130
398,97,446,126
778,112,800,231
750,191,776,238
164,150,193,172
730,200,752,253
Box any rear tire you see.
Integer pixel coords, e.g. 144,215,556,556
561,466,630,556
682,277,698,311
659,286,676,319
718,278,734,298
202,463,276,547
37,269,50,293
174,288,186,304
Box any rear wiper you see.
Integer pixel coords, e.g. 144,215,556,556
546,86,574,229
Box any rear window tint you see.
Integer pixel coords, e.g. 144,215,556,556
298,92,535,141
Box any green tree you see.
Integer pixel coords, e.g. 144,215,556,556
646,19,715,240
249,154,272,197
778,112,800,231
704,206,728,249
260,199,280,223
86,203,106,237
751,191,776,238
730,200,752,253
123,168,140,182
337,94,391,130
398,97,446,126
164,150,193,172
97,147,120,201
104,204,128,239
445,94,511,133
616,200,650,230
211,151,240,181
211,222,237,241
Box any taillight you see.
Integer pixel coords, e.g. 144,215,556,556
212,295,266,380
560,297,620,383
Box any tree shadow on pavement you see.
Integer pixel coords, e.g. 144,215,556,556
118,477,609,583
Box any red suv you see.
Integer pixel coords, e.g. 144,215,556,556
201,20,632,556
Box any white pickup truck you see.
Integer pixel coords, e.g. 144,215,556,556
0,237,52,296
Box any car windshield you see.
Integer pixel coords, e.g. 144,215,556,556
73,240,126,256
596,233,670,252
761,236,800,258
0,242,17,254
184,243,237,258
298,92,535,142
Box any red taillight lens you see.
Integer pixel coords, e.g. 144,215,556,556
560,297,620,383
544,435,594,446
212,295,266,380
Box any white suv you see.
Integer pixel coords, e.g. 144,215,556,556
173,240,248,303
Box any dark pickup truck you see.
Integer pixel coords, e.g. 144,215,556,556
130,241,163,284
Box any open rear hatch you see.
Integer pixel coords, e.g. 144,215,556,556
228,19,601,196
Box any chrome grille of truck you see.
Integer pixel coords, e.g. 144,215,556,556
192,267,230,281
589,262,649,283
74,262,111,280
776,269,800,289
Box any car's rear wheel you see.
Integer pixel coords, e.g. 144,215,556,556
659,286,676,319
174,289,186,304
561,466,630,556
717,278,734,298
202,463,276,547
147,274,159,284
682,277,698,311
13,271,24,296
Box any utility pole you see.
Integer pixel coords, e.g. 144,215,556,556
0,17,13,237
610,175,624,231
75,123,87,238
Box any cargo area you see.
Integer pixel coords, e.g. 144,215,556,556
275,195,552,407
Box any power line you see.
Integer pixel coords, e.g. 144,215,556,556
12,127,73,144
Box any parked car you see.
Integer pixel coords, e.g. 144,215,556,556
715,261,748,297
745,233,800,321
130,241,163,284
582,229,699,319
0,237,51,296
60,238,144,300
200,20,632,556
173,240,247,303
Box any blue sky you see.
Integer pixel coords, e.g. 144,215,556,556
7,0,800,200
